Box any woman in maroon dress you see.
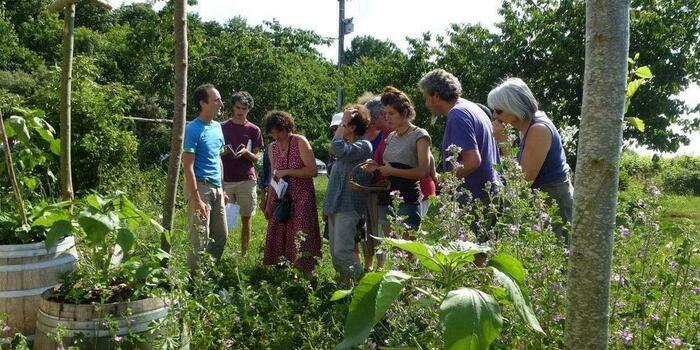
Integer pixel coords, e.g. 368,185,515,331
262,111,321,273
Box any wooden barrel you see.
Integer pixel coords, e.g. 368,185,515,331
33,292,181,350
0,237,78,345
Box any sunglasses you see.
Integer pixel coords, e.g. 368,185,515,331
492,108,503,115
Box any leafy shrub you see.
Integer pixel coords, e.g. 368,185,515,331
30,57,140,192
619,152,700,195
35,192,170,304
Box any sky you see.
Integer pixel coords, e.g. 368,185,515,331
114,0,698,156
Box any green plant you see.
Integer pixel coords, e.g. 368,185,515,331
0,107,60,200
332,146,544,350
34,192,171,303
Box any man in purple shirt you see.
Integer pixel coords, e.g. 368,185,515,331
419,69,501,202
221,91,263,256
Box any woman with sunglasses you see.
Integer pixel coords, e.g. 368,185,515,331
323,105,372,281
488,77,573,240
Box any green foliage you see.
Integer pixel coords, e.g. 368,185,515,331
619,152,700,195
440,288,503,350
334,152,543,349
0,108,60,206
35,192,169,303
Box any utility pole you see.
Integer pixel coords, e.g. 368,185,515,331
337,0,345,110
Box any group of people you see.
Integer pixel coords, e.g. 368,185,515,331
182,69,574,281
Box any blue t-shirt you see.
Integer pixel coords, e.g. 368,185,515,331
183,117,225,187
517,112,570,188
441,98,500,200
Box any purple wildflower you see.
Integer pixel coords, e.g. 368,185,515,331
692,286,700,295
619,225,630,238
667,337,682,347
550,314,562,322
651,313,660,321
114,335,123,342
618,328,633,345
2,324,10,334
507,224,519,235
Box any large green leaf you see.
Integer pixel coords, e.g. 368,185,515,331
374,270,412,321
78,211,118,245
487,253,525,287
378,237,441,272
330,289,352,301
116,228,135,255
634,66,653,79
440,288,503,350
49,139,61,155
336,271,385,350
488,253,544,334
627,117,645,132
435,241,492,267
626,79,643,98
45,220,72,251
8,116,30,143
491,269,544,334
33,210,70,228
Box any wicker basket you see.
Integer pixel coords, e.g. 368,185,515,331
347,160,391,192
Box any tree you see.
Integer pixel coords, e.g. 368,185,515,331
161,0,188,254
496,0,700,154
343,35,402,66
564,0,630,348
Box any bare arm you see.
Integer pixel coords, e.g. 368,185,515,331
454,149,481,180
240,147,260,163
520,124,552,182
279,136,317,178
183,152,208,218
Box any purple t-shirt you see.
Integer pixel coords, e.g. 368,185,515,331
441,98,500,200
221,120,263,182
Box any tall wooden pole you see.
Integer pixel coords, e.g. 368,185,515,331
161,0,188,254
59,3,76,201
0,113,29,226
564,0,630,348
336,0,345,110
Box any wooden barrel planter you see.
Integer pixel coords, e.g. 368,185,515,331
0,236,78,346
33,291,185,350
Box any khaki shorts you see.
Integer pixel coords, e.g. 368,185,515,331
223,180,257,217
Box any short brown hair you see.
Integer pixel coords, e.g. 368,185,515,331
263,110,295,133
380,86,416,121
345,104,371,137
193,83,215,112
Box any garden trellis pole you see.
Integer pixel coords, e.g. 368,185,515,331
0,113,28,226
565,0,630,348
48,0,112,201
161,0,188,255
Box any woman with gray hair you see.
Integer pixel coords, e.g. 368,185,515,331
488,77,573,239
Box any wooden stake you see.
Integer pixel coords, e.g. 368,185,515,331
0,113,29,227
58,3,75,201
161,0,189,256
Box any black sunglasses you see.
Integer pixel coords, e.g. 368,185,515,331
492,108,503,115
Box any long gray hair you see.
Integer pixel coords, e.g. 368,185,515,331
487,78,538,122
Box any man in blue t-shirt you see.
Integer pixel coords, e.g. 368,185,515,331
183,83,228,271
419,69,501,202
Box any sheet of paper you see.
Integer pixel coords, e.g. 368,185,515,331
270,177,288,198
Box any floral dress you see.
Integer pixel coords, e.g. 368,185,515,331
263,135,321,272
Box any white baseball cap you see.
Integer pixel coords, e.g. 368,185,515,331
330,112,343,127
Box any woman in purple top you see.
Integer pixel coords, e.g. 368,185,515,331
488,77,573,239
